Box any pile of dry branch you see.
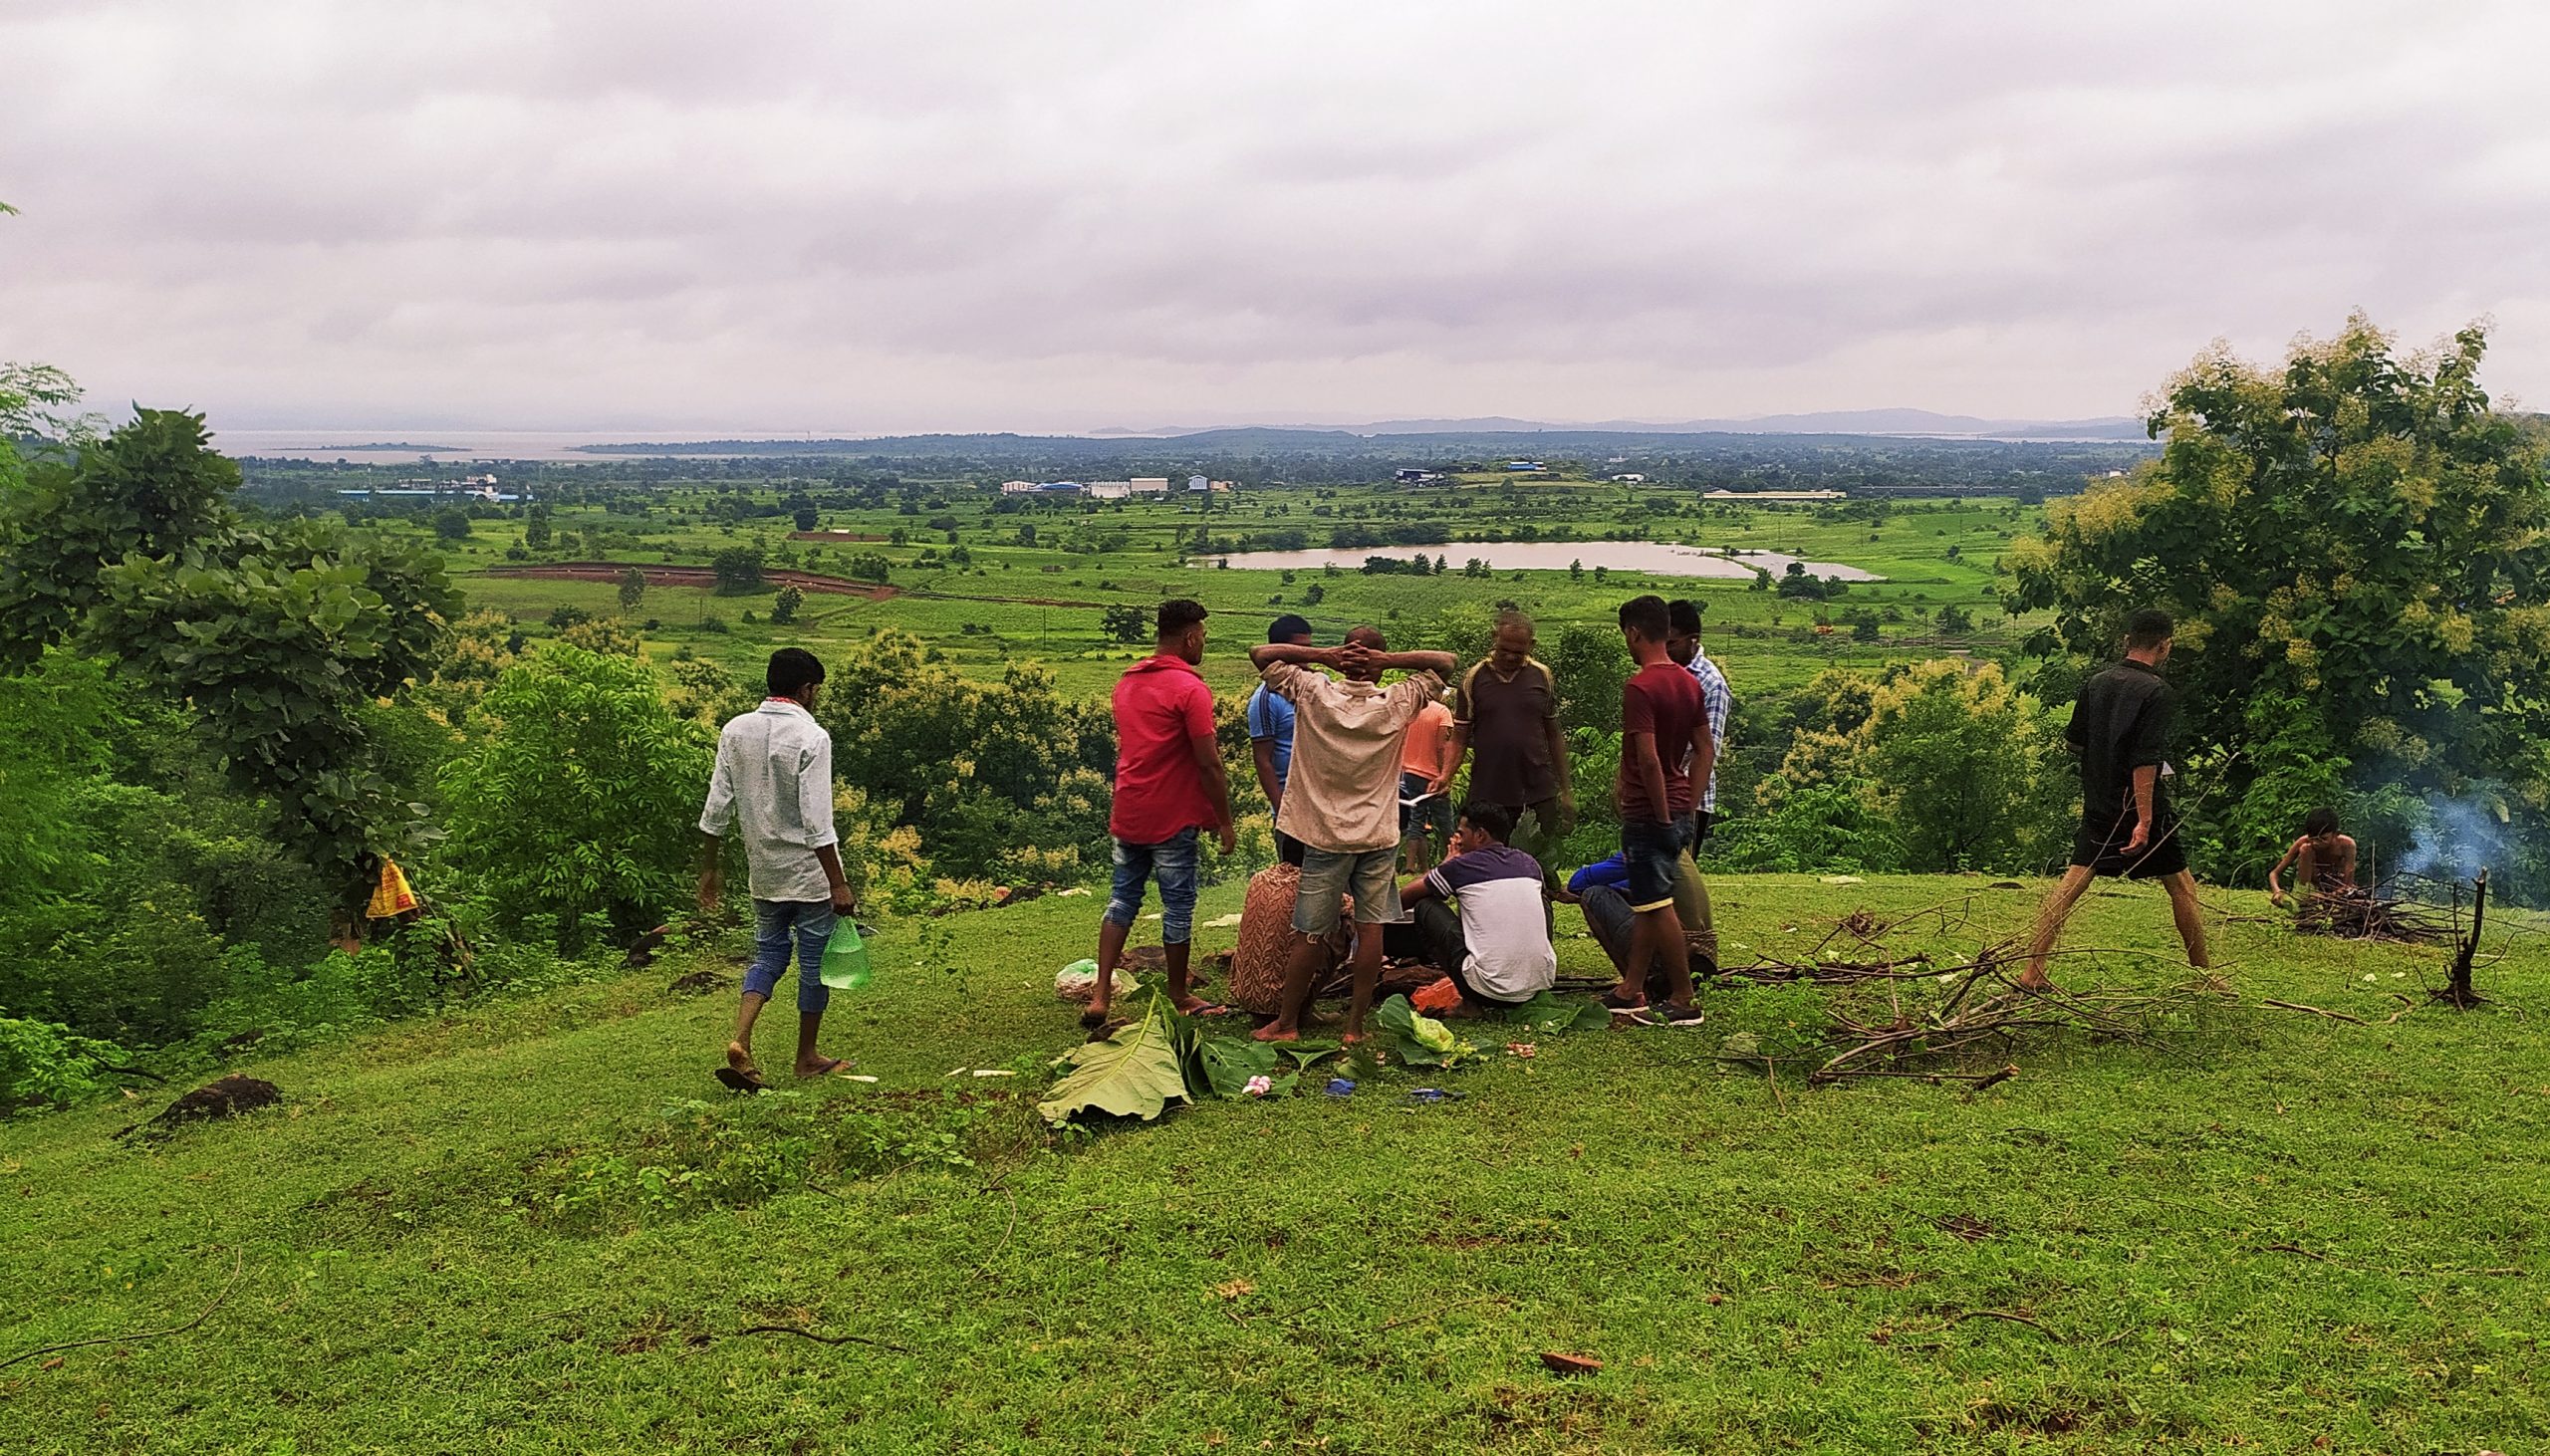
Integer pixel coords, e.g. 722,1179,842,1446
1711,897,2211,1087
2293,891,2452,944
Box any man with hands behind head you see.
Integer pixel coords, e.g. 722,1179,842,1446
1249,627,1457,1044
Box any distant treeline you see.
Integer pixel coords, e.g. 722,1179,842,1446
240,431,2159,499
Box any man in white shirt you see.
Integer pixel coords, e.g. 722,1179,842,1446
1400,803,1558,1014
697,647,855,1087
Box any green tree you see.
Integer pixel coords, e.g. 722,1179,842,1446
438,644,713,953
710,545,766,594
432,508,473,542
1101,604,1148,642
2003,317,2550,888
0,409,241,665
794,505,819,532
768,585,805,624
524,503,553,551
1,411,457,893
1933,604,1975,635
617,567,646,614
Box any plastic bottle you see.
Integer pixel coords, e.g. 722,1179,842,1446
819,919,873,991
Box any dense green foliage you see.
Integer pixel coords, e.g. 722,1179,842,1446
439,644,713,952
0,410,457,891
2006,318,2550,892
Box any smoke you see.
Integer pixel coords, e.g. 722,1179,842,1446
2387,795,2505,884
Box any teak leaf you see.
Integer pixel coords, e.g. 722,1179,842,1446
1038,1003,1191,1125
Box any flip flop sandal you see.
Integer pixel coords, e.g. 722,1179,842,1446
798,1057,851,1078
714,1066,765,1093
1653,1002,1707,1028
1600,991,1658,1024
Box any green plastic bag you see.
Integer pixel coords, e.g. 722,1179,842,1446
819,918,872,991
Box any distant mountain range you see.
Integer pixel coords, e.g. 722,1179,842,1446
1086,409,2147,441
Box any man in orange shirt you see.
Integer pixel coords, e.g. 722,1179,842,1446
1399,688,1456,872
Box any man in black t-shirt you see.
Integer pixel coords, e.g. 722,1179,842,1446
2018,608,2211,991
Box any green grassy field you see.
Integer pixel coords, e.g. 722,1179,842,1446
399,483,2039,703
7,874,2542,1453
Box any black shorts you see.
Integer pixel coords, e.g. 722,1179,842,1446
2072,808,2187,879
1621,816,1691,909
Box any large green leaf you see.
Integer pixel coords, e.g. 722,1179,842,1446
1038,1003,1192,1125
1191,1035,1279,1098
1373,994,1477,1069
1501,991,1613,1034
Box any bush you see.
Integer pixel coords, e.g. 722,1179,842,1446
439,644,715,952
0,1016,128,1113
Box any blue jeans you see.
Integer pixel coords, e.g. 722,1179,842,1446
1105,828,1200,943
746,898,838,1014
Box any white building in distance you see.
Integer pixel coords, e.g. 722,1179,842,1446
1087,481,1134,500
1130,477,1171,494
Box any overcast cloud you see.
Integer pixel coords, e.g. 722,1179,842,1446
4,0,2547,433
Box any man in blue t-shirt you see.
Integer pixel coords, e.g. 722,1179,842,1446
1246,613,1314,865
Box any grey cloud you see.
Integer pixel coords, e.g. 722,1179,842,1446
3,0,2546,431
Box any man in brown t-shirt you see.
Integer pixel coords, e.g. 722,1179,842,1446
1437,611,1575,857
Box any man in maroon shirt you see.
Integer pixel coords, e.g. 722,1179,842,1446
1088,599,1236,1028
1606,596,1708,1026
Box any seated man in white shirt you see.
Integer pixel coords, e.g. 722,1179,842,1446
696,647,856,1088
1400,803,1559,1016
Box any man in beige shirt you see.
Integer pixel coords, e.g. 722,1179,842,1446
1248,627,1457,1043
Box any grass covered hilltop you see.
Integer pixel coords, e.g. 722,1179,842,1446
5,873,2543,1454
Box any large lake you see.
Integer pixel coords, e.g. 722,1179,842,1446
1211,542,1882,581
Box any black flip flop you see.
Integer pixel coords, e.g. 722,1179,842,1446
714,1066,765,1093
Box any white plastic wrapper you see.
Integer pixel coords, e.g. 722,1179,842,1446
1054,959,1140,1003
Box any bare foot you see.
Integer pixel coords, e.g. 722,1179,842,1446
2014,976,2056,995
1080,1007,1109,1031
1171,995,1222,1016
726,1040,761,1081
1340,1030,1367,1046
1252,1024,1301,1043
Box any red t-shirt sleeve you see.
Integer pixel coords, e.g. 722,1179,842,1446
1179,681,1216,740
1621,675,1656,737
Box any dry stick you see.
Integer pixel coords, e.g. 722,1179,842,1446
730,1323,912,1354
0,1247,244,1372
2256,999,2370,1027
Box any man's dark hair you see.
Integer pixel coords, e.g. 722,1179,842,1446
1345,623,1387,650
1458,802,1517,845
1267,612,1313,643
2125,608,2174,649
1618,595,1670,641
2304,806,2341,839
1667,599,1703,635
1157,599,1208,637
767,647,826,697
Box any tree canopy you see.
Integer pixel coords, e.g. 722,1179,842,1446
2003,317,2550,885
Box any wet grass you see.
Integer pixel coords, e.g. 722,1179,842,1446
5,874,2544,1452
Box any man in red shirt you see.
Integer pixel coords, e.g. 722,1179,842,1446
1089,599,1236,1028
1606,596,1708,1027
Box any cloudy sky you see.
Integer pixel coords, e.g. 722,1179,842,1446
4,1,2546,434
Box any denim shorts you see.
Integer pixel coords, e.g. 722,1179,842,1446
746,898,839,1014
1292,847,1402,936
1104,828,1201,943
1399,772,1451,840
1621,815,1691,911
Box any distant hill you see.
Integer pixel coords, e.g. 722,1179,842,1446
1362,410,2147,441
